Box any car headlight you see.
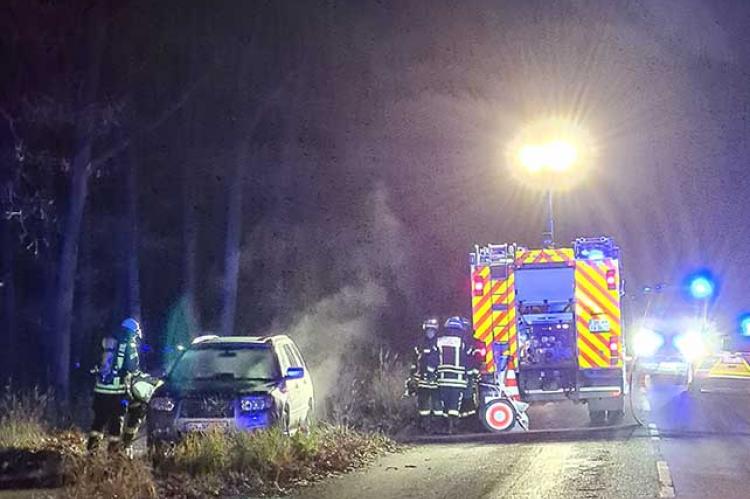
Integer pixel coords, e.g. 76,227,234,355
633,328,663,357
673,331,706,362
151,397,175,412
240,395,272,413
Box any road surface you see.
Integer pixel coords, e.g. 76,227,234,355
296,377,750,499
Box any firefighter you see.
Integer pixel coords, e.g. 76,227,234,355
87,318,141,453
437,316,469,434
460,317,483,419
409,318,440,432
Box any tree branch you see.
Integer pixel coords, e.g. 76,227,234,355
89,74,210,170
0,105,21,143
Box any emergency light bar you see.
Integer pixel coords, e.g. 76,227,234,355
574,236,619,260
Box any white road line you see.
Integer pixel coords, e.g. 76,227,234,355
657,460,675,498
649,423,660,441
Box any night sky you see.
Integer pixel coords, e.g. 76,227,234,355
3,0,750,386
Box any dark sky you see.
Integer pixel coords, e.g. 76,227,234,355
345,0,750,332
6,0,750,373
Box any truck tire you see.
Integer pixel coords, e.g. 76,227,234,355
589,409,606,425
481,399,516,433
607,410,625,424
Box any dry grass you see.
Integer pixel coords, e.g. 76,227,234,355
0,377,400,497
0,385,51,449
327,348,415,434
155,424,397,496
62,452,158,499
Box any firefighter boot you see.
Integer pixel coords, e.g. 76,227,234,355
86,432,104,453
107,436,122,454
121,430,136,459
447,416,456,435
419,415,432,434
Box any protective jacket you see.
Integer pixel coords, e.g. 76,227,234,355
410,337,439,388
94,329,140,395
436,331,469,389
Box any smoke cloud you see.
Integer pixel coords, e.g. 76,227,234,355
269,183,414,413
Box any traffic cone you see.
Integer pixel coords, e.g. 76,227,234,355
503,357,521,401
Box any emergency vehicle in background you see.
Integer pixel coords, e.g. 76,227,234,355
469,236,626,431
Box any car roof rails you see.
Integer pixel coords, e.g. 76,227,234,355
192,334,220,345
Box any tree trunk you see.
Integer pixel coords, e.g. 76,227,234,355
50,5,107,400
180,3,202,339
0,214,16,381
51,153,90,399
182,163,199,338
123,146,141,322
220,141,248,337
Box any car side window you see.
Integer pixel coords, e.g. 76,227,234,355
276,345,291,373
283,344,302,368
289,344,305,368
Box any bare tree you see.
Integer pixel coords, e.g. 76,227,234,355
50,6,108,399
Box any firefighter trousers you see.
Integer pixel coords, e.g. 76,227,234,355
460,380,477,418
438,385,465,418
122,401,148,449
88,392,127,450
417,385,441,416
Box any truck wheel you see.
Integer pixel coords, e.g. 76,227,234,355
481,399,516,433
589,409,606,425
607,410,625,424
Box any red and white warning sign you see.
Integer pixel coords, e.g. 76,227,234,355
482,399,515,432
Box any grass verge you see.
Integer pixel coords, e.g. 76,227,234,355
156,424,397,496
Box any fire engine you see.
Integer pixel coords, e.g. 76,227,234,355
469,236,626,431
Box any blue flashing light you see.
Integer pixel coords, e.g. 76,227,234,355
740,315,750,337
687,274,715,300
587,249,605,260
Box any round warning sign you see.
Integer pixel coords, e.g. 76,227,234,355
482,399,516,433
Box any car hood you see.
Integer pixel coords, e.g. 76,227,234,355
156,378,278,398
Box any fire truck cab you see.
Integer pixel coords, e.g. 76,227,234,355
470,236,626,426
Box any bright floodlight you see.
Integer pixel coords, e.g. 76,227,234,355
507,117,595,191
689,276,715,300
518,140,578,173
673,330,706,362
633,328,663,357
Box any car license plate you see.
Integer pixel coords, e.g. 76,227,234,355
589,318,610,332
182,420,230,432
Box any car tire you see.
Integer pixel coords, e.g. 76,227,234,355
301,400,314,433
283,406,291,435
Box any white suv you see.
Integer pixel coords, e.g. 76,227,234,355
148,335,314,443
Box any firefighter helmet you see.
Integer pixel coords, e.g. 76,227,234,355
460,317,472,331
121,318,141,338
422,318,439,331
444,316,466,331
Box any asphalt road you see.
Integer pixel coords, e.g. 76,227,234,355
296,376,750,499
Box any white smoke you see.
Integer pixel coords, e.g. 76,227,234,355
270,183,413,414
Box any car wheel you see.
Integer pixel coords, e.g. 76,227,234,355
283,407,291,435
301,400,314,433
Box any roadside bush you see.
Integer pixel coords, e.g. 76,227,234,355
156,424,397,496
0,385,51,449
327,348,415,434
63,452,158,499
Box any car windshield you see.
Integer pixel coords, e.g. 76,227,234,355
169,345,279,382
